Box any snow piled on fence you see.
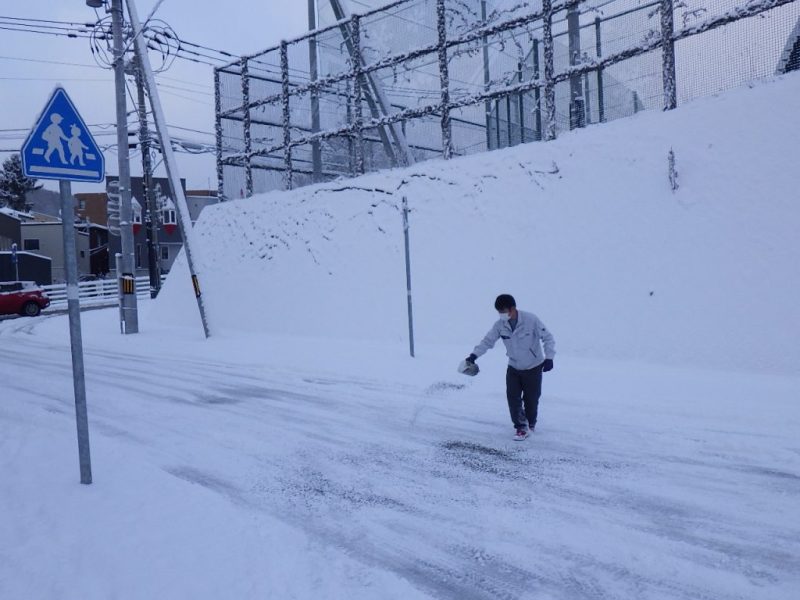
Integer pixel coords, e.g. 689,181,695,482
158,73,800,375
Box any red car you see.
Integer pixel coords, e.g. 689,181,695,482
0,281,50,317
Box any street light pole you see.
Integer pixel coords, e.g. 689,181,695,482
110,0,139,333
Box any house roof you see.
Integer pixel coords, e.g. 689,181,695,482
0,206,31,220
76,222,109,231
0,250,52,262
19,212,61,224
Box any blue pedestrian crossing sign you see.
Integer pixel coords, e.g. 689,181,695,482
22,87,105,183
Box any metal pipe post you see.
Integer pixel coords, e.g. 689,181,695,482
661,0,677,110
111,0,139,333
60,180,92,485
542,0,557,141
436,0,452,159
214,69,226,201
308,0,323,182
567,4,585,129
280,42,293,191
480,0,492,150
595,17,605,123
351,16,365,175
241,58,254,197
345,79,356,175
402,196,415,358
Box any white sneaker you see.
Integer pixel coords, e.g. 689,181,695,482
513,429,528,441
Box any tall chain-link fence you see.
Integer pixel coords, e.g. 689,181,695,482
215,0,800,199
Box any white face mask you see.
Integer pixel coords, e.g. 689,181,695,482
498,312,511,322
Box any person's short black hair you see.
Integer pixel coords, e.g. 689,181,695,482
494,294,516,311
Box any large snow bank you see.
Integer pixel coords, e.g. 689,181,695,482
157,73,800,374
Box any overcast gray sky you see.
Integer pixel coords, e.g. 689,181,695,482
0,0,308,194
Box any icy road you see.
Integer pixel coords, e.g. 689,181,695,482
1,312,799,600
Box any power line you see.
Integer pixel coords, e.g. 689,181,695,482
157,82,214,96
0,54,101,69
0,19,93,34
0,13,253,70
0,76,110,82
0,15,95,27
159,88,215,107
0,24,93,39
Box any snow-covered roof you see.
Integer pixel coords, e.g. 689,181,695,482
0,206,32,220
20,214,61,225
0,250,52,262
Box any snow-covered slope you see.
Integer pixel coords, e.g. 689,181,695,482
158,73,800,374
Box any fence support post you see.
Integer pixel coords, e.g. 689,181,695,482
308,1,323,183
567,3,585,129
542,0,556,141
480,0,492,150
280,42,293,190
241,59,254,198
214,68,226,201
241,58,254,197
661,0,677,110
436,0,453,159
595,17,605,123
351,16,365,175
345,79,355,176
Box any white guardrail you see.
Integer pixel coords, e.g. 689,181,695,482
42,276,164,312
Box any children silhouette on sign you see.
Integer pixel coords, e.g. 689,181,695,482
68,124,89,166
42,113,68,164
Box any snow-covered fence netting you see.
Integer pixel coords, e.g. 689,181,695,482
215,0,800,199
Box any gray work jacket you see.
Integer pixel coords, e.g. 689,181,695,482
473,310,556,371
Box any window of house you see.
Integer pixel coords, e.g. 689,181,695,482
163,209,176,225
23,239,39,251
160,246,169,261
80,251,85,258
136,244,143,269
79,199,86,210
134,211,142,224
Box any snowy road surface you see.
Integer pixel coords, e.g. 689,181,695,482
1,312,799,599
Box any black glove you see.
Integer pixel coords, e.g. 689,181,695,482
465,353,477,364
542,359,554,372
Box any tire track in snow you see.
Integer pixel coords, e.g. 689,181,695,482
3,329,799,599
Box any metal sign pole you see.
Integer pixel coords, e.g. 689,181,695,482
60,180,92,485
21,85,102,485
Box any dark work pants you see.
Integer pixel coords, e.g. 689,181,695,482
506,365,543,430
